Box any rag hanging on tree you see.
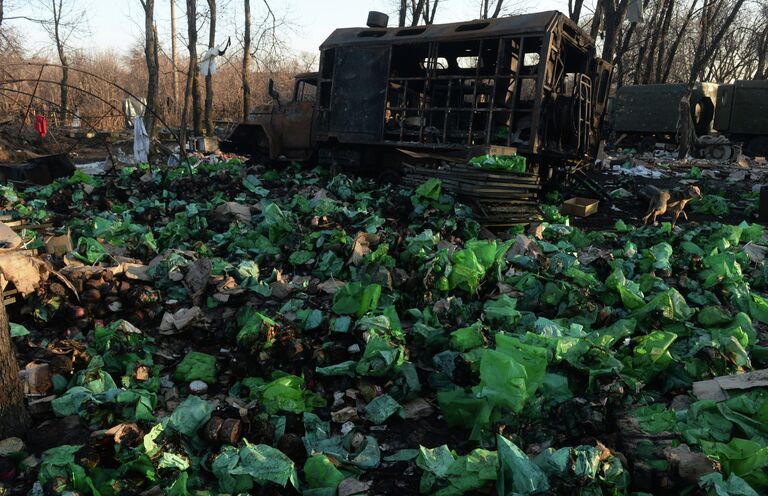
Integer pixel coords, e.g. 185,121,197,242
34,114,47,139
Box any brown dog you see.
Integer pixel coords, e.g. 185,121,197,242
641,184,702,226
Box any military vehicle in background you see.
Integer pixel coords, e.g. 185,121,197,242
610,81,768,159
714,80,768,158
222,10,612,223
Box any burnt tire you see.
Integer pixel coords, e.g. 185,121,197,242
702,144,733,161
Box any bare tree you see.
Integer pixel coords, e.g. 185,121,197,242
242,0,251,120
204,0,216,136
569,0,586,22
601,0,632,62
689,0,748,82
34,0,86,124
0,301,31,438
479,0,505,19
171,0,179,108
183,0,202,138
661,0,699,82
140,0,160,139
0,0,5,27
754,11,768,78
397,0,440,27
242,0,283,119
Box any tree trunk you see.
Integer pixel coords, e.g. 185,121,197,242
755,25,768,79
615,21,637,86
0,301,31,438
689,0,748,82
661,0,698,82
653,0,675,83
242,0,251,121
411,0,426,26
204,0,216,136
569,0,585,23
424,0,439,24
590,0,604,41
602,0,631,63
171,0,179,112
633,21,653,84
640,0,664,83
480,0,503,19
0,0,4,28
180,55,194,148
187,0,202,136
144,0,160,139
53,0,69,124
398,0,407,27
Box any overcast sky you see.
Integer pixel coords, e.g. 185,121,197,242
6,0,571,58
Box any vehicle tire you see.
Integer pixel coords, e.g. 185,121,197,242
702,144,733,161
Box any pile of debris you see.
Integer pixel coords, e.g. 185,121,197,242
1,158,767,495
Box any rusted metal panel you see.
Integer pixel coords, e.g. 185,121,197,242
714,84,734,133
275,101,314,157
327,46,390,141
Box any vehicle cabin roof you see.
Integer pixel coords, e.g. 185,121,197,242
294,72,319,81
320,10,590,50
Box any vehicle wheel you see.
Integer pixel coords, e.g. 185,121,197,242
702,144,733,161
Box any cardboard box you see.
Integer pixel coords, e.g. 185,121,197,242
44,229,73,256
471,145,518,157
197,137,220,153
562,197,599,217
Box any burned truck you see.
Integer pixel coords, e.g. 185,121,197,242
222,11,611,222
610,80,768,158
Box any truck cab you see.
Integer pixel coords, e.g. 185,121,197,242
221,73,318,161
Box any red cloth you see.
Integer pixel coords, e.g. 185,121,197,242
34,114,47,138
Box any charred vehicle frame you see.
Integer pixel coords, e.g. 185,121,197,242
223,10,612,181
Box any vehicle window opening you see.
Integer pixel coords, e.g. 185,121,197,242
523,52,539,67
295,80,317,102
358,30,386,38
456,22,490,32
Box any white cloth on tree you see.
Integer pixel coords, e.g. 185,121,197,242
627,0,644,23
200,47,221,76
133,116,150,164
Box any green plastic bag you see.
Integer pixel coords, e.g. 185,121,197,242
175,351,217,384
497,436,549,495
304,454,345,489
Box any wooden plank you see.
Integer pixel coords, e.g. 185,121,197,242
693,369,768,401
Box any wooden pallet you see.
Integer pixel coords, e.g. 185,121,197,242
404,163,542,225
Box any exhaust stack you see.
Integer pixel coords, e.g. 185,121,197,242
367,11,389,28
